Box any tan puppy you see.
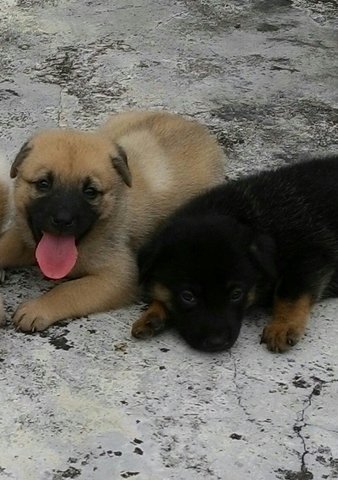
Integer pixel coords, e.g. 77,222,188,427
0,110,225,332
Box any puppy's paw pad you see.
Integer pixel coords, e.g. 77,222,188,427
132,314,166,339
261,323,303,353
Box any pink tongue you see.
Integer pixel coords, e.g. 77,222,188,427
35,232,78,280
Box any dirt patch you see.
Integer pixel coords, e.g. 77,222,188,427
276,468,313,480
32,38,131,114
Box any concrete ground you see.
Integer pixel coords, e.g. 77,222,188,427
0,0,337,479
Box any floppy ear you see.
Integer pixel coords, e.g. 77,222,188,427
10,141,32,178
249,233,276,279
111,145,132,187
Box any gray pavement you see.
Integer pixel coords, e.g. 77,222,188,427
0,1,337,479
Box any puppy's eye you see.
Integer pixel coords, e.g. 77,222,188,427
83,186,99,200
230,287,244,303
35,178,51,192
180,290,197,306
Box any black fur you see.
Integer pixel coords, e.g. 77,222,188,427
27,175,99,242
138,155,338,351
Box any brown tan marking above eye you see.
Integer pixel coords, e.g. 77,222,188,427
151,283,172,307
246,288,257,307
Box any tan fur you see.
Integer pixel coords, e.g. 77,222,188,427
151,283,172,306
246,287,257,308
261,295,312,352
131,300,168,339
131,283,172,338
0,110,225,331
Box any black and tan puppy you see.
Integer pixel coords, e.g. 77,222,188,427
0,111,224,331
132,155,338,353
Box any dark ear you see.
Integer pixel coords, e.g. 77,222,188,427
249,234,276,279
111,145,132,188
10,141,32,178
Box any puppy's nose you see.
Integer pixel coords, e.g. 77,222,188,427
203,334,230,352
51,211,75,229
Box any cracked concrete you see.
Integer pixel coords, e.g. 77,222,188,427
0,0,337,479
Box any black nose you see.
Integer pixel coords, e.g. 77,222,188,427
50,211,75,229
202,334,231,352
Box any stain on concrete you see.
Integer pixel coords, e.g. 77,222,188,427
211,100,338,125
315,446,338,478
276,468,314,480
33,41,128,115
293,375,311,389
48,329,74,350
257,22,281,31
52,467,81,479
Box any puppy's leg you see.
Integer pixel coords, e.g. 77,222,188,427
0,227,35,268
13,263,139,332
261,295,312,353
261,247,335,352
132,300,169,339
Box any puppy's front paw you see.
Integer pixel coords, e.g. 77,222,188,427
261,322,304,353
132,302,167,339
13,300,55,332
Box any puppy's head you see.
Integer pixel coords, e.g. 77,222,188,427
12,129,132,279
139,214,276,352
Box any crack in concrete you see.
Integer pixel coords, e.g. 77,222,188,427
229,351,251,418
293,380,326,479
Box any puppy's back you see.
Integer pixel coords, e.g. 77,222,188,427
173,155,338,249
101,110,225,245
100,110,225,187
